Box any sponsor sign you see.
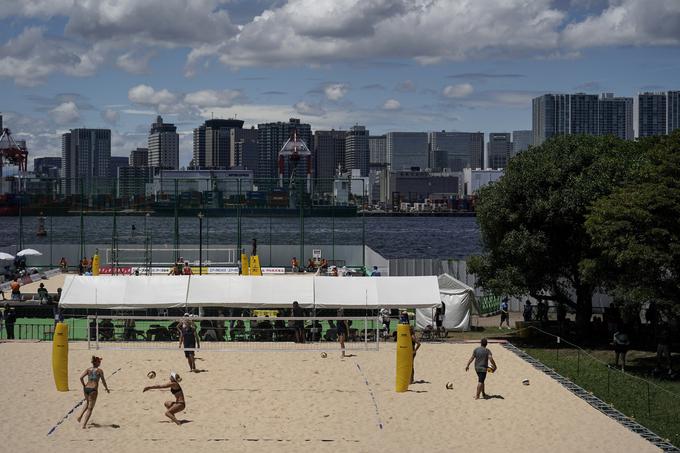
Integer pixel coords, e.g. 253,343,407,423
312,249,322,259
262,267,286,274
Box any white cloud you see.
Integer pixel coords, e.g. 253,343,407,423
323,83,349,101
101,108,120,124
382,99,401,110
49,101,80,125
128,84,182,113
184,89,243,107
293,101,326,116
116,51,155,74
443,83,474,98
562,0,680,47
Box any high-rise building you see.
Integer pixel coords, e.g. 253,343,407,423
205,119,244,169
345,125,370,177
512,130,533,157
256,118,312,185
427,131,484,171
110,156,129,177
666,91,680,134
487,133,512,169
314,130,347,193
148,116,179,169
230,126,257,168
33,157,62,178
117,166,153,199
129,148,148,167
533,93,634,144
61,128,111,195
368,135,387,165
192,125,206,169
637,92,666,138
599,93,634,140
386,132,428,171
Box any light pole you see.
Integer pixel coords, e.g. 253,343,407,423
198,212,204,275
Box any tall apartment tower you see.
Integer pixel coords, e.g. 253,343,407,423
230,126,257,168
533,93,633,144
61,128,111,195
512,130,533,157
597,93,634,140
256,118,312,185
314,129,347,193
386,132,428,170
368,135,387,165
192,125,206,168
637,92,667,137
148,116,179,169
345,125,370,177
487,133,512,169
129,147,148,167
205,119,244,169
427,131,484,171
666,91,680,134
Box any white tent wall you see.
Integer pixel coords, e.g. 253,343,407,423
415,274,478,332
60,275,441,310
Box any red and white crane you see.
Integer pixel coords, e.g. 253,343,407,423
0,127,28,177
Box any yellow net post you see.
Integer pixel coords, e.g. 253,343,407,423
249,255,262,276
395,323,413,392
241,253,249,275
52,322,69,391
92,249,100,276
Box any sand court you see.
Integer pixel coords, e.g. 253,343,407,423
0,341,660,452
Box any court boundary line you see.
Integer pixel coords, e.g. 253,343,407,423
355,362,384,430
504,343,679,453
46,367,123,437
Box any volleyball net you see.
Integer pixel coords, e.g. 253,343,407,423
82,315,381,352
105,247,238,270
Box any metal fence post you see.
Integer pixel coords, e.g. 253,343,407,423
647,381,651,416
607,366,610,396
577,348,580,378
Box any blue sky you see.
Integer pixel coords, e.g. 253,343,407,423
1,0,679,168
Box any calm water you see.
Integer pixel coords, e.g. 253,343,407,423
0,215,481,259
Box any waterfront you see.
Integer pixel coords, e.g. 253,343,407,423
0,215,481,260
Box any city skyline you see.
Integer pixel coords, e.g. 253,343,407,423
2,0,680,168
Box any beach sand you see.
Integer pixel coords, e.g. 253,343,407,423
0,341,660,453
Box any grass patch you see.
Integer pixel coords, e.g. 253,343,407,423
523,347,680,448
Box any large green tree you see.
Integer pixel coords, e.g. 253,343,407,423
586,131,680,317
468,134,641,330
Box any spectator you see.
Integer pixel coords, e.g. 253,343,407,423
54,287,62,304
612,325,630,371
99,318,114,340
435,303,445,338
292,301,305,343
305,258,315,272
291,257,299,273
79,256,89,275
399,311,410,324
380,308,391,339
37,283,49,304
410,325,422,384
182,262,193,275
645,300,658,326
371,266,381,277
59,257,68,273
10,278,21,301
320,259,328,270
655,322,672,376
499,297,510,329
4,304,16,339
231,319,246,340
53,306,64,326
536,301,547,322
522,300,533,322
330,266,338,277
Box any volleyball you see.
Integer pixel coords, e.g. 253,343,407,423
147,371,156,379
522,379,530,385
487,367,495,373
445,382,453,390
321,352,327,358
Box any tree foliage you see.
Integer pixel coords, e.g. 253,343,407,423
468,134,642,327
586,131,680,317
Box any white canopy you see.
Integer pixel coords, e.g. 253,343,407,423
416,274,479,332
59,275,441,309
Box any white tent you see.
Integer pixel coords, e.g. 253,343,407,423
415,274,479,332
59,274,441,309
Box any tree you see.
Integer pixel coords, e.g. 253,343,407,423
586,131,680,317
468,134,641,331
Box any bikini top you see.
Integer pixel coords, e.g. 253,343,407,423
88,367,100,382
171,385,182,395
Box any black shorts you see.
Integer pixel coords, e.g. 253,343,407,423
295,321,304,329
184,350,195,358
476,371,487,383
500,312,509,321
614,344,629,354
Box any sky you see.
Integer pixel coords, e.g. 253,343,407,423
1,0,680,168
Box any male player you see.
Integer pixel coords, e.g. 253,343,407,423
465,338,497,399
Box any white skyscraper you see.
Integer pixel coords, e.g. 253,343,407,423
148,115,179,169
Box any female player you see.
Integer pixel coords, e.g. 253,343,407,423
77,356,110,429
143,372,185,425
337,308,348,358
410,325,422,384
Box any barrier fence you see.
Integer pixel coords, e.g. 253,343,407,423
518,326,680,448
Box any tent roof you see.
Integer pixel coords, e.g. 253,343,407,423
59,275,441,309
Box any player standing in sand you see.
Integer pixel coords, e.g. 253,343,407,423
465,338,497,399
337,308,348,358
143,372,185,425
77,356,110,429
179,315,200,372
410,325,422,384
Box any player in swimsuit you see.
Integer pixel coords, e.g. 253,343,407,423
77,356,110,429
143,372,185,425
336,308,348,358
